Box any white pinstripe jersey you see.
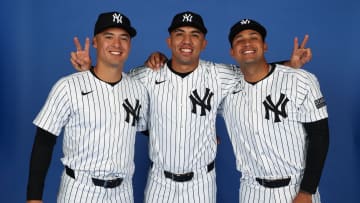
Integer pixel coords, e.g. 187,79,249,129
129,60,242,173
33,70,149,178
221,64,328,178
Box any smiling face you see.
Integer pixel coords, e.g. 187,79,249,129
93,27,131,69
230,29,267,66
167,26,207,72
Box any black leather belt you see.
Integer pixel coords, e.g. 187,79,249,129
163,161,215,182
91,177,122,188
255,177,291,188
65,166,123,188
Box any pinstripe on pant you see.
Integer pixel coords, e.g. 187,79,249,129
239,180,321,203
144,167,217,203
57,170,134,203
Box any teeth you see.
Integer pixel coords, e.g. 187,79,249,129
243,50,255,54
110,51,121,55
181,48,192,53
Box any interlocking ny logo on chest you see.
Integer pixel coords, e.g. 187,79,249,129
263,93,289,122
189,88,214,116
122,99,141,126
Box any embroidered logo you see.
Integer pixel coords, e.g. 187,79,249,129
182,13,193,22
155,80,166,85
113,13,123,24
240,19,251,25
189,88,214,116
81,90,93,96
263,93,289,122
122,98,141,126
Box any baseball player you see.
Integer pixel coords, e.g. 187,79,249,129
128,11,243,203
26,11,149,203
220,19,329,202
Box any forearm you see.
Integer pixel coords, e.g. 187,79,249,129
300,118,329,194
27,127,57,200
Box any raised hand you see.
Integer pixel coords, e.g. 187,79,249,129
288,34,312,69
70,37,92,71
144,52,168,70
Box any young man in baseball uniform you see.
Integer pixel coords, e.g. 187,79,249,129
220,19,329,203
129,11,244,203
27,11,149,203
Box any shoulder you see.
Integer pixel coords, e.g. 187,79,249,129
123,72,144,85
128,65,161,83
128,65,153,77
51,71,84,86
274,64,318,82
199,60,235,71
50,71,97,93
122,73,147,91
199,60,241,77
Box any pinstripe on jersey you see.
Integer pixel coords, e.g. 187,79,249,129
130,60,242,203
33,70,148,202
221,64,328,202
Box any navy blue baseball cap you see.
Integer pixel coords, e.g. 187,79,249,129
228,19,267,44
94,11,137,37
168,11,207,35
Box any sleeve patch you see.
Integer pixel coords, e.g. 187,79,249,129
314,97,326,109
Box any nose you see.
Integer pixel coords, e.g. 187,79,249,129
243,39,251,46
113,37,122,48
182,34,192,44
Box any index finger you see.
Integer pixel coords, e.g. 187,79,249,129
299,34,309,49
73,37,83,52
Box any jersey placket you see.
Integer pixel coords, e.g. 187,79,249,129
250,84,270,175
107,84,118,171
176,76,188,171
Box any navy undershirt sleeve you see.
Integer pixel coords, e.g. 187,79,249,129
27,127,57,200
300,118,329,194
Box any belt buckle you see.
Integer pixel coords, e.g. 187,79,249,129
103,180,110,188
255,177,268,187
92,177,122,188
172,172,188,180
259,178,265,186
171,173,179,180
165,171,194,182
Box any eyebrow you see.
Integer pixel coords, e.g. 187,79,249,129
235,31,261,38
102,32,130,37
174,28,202,34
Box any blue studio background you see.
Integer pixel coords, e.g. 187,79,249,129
1,0,359,202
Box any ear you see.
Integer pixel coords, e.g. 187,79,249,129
92,37,97,49
166,36,171,49
229,47,235,57
264,42,268,52
200,38,208,51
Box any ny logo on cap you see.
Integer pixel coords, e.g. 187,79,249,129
240,19,251,25
113,13,123,24
182,13,193,22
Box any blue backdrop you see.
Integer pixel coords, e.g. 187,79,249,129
1,0,359,202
